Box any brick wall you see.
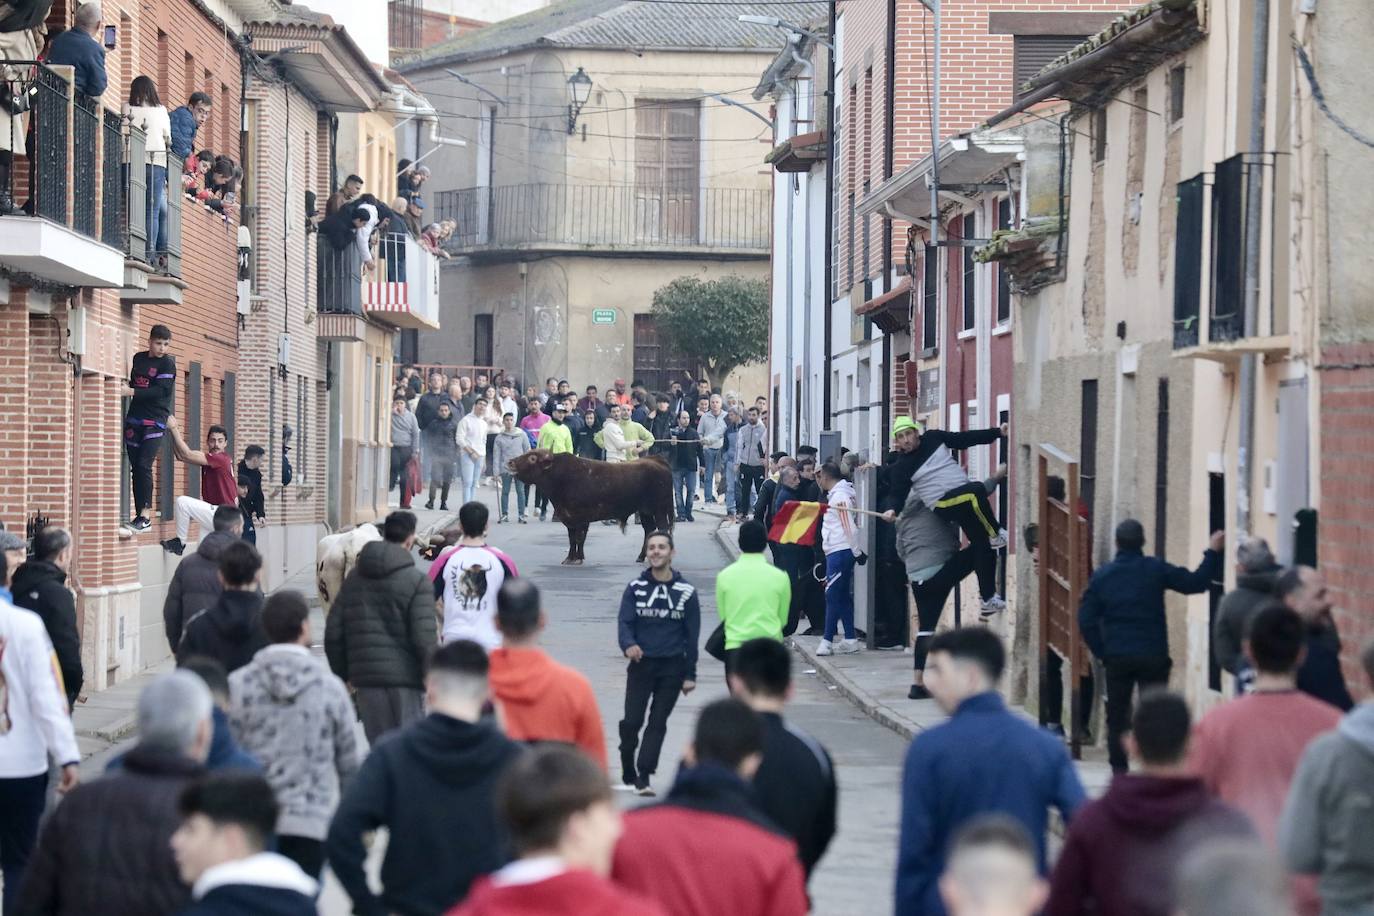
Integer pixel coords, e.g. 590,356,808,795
1317,342,1374,699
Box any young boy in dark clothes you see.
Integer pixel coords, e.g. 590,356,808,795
237,445,267,533
237,476,257,545
124,325,177,532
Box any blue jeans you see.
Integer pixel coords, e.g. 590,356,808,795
500,473,527,517
673,468,696,519
146,163,167,263
458,452,482,505
824,550,856,641
724,460,738,513
702,447,722,501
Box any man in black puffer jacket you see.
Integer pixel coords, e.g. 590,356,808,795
164,506,244,652
18,670,213,916
12,526,83,707
176,542,269,675
324,510,438,744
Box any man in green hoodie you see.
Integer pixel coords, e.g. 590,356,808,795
714,520,790,676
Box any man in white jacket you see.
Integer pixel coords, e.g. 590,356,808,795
0,583,80,912
456,395,489,505
817,462,866,656
601,405,643,463
696,395,727,503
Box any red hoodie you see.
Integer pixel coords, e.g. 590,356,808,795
449,867,667,916
488,646,607,770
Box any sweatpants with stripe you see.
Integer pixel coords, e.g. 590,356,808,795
932,481,999,601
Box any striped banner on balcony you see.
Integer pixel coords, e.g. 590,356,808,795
364,282,410,311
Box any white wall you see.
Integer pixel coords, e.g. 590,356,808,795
305,0,388,66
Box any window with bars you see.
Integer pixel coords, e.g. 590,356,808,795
1168,66,1186,124
997,198,1012,324
961,212,977,331
1093,108,1108,164
922,244,938,352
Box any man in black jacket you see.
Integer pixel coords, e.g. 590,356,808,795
124,324,177,532
1078,519,1223,773
324,510,437,743
414,370,450,486
163,506,243,653
1275,565,1354,711
236,445,266,538
19,670,213,916
668,411,702,523
12,526,82,708
728,638,837,880
616,531,700,795
176,540,268,675
648,394,675,460
327,640,521,916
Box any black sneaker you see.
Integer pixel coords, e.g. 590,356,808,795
634,777,655,797
126,516,151,532
161,537,185,556
908,684,932,700
621,769,636,789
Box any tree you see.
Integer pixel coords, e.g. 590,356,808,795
650,274,768,391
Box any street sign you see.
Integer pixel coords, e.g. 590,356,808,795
591,308,616,325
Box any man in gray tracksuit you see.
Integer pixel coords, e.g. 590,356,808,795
697,397,728,503
735,407,768,518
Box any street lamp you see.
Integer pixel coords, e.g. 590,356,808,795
737,14,833,50
567,67,592,134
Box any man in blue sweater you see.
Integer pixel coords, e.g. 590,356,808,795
45,2,107,97
616,530,700,796
896,627,1084,916
169,91,213,159
1078,519,1223,773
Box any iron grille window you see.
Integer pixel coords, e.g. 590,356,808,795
1093,108,1107,164
922,244,938,352
1013,35,1088,99
1173,174,1204,347
1209,154,1247,342
962,213,976,331
996,198,1012,324
1168,66,1186,124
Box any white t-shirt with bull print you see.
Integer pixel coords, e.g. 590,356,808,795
435,544,517,650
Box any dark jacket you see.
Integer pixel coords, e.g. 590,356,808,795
1212,566,1282,674
169,105,198,158
755,477,781,528
879,447,921,514
573,418,602,459
176,590,269,674
18,746,202,916
163,530,238,651
108,706,260,775
1298,622,1354,711
45,27,107,97
415,391,447,430
753,711,837,878
612,764,808,916
1077,547,1221,660
897,692,1086,916
325,714,521,916
177,852,318,916
1046,774,1254,916
422,413,458,463
324,540,437,689
236,461,266,520
617,569,700,680
648,412,674,458
11,559,82,705
668,424,701,471
127,351,177,422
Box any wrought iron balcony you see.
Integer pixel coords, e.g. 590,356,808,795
316,236,367,341
432,184,771,258
364,233,441,330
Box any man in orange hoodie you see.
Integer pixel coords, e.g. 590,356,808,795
488,579,608,769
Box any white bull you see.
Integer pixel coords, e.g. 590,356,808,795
316,524,383,614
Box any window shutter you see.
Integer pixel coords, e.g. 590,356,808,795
1013,36,1088,97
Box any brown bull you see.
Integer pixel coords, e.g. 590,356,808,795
506,449,674,565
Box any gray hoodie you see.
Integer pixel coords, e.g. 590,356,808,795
1279,702,1374,916
493,427,530,471
229,644,360,840
896,476,1001,581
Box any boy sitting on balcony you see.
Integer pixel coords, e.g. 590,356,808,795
123,324,176,533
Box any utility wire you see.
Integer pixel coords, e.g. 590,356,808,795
1292,39,1374,149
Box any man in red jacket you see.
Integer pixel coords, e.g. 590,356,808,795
611,699,808,916
450,747,665,916
1046,691,1254,916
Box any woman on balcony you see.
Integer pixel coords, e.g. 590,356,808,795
126,76,170,265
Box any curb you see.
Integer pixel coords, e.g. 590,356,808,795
712,525,921,744
77,714,140,746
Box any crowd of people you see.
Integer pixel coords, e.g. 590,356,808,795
387,369,776,527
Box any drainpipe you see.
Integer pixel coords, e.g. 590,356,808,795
879,0,896,453
822,0,836,430
1238,0,1270,536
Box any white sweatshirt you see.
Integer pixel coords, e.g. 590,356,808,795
602,420,632,462
456,413,487,457
821,479,864,557
0,600,80,777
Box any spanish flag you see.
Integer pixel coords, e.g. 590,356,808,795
768,500,828,546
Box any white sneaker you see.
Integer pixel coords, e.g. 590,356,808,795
816,639,834,656
836,639,862,654
989,528,1008,550
979,595,1007,622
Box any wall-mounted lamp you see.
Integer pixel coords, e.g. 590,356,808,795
567,67,592,135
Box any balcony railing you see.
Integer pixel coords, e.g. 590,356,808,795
125,125,148,256
102,109,124,250
2,63,68,222
432,184,771,255
318,236,363,315
365,233,441,329
156,153,184,276
72,92,99,237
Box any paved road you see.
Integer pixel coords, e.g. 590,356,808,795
250,492,908,914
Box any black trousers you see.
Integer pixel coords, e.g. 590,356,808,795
1103,655,1172,773
911,548,976,671
277,834,324,881
1044,649,1094,734
933,482,1000,600
124,421,164,515
770,543,805,637
389,445,412,491
737,465,764,517
874,524,909,648
0,772,48,916
619,656,685,781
